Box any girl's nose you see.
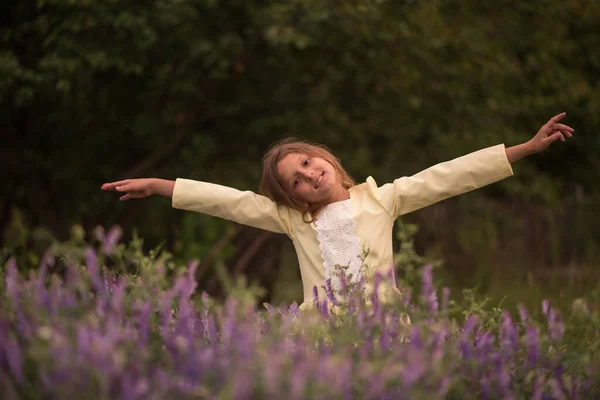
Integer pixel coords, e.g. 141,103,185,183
302,171,313,181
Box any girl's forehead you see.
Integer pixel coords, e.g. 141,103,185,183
279,152,306,164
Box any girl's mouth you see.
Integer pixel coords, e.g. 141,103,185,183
315,172,324,188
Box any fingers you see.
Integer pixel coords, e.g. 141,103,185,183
101,180,131,190
552,123,574,138
553,123,573,132
541,113,574,142
544,131,565,144
549,112,566,124
102,179,149,201
543,113,567,132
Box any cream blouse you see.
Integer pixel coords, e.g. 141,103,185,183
172,144,514,310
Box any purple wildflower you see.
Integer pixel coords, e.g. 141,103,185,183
459,316,476,356
439,376,451,397
325,278,338,306
549,378,566,400
517,304,529,324
201,291,209,303
532,375,544,400
421,264,438,313
137,301,151,346
338,270,349,297
422,264,433,294
474,330,495,363
421,264,432,295
372,271,382,294
221,299,238,344
16,312,33,340
428,290,439,314
84,247,105,293
459,339,472,359
288,302,299,317
5,335,24,383
409,326,422,348
232,369,252,398
182,260,198,299
103,225,123,255
263,354,282,395
463,315,479,337
159,291,175,332
526,326,539,367
582,377,592,395
64,263,80,288
76,325,91,355
110,277,127,314
312,285,319,303
480,376,491,399
494,356,511,396
402,349,425,386
202,308,218,344
542,299,550,316
554,366,566,392
319,299,329,318
548,309,565,341
370,274,382,319
290,362,307,399
500,312,518,354
380,322,391,351
134,377,151,398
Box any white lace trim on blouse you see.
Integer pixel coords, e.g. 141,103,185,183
314,199,363,291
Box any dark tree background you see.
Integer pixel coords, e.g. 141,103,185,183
2,0,599,303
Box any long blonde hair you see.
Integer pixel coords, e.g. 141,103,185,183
259,138,355,222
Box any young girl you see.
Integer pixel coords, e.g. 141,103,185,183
102,113,573,311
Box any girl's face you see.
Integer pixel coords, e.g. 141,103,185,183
276,152,344,205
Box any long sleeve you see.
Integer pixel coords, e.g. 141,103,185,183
172,178,294,236
369,144,514,219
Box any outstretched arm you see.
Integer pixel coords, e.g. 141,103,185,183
374,113,574,219
101,178,293,235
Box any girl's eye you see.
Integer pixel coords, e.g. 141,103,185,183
294,178,300,186
303,159,309,166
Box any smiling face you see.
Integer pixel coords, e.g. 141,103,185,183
276,152,345,205
258,139,355,217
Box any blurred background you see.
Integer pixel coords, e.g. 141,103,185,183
2,0,599,309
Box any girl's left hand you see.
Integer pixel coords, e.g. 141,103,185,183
528,112,574,153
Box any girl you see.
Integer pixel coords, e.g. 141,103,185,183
102,113,574,310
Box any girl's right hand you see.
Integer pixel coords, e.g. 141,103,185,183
101,178,154,201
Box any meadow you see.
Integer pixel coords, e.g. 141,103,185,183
1,225,599,399
3,1,600,398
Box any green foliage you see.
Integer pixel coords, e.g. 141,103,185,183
2,0,599,292
394,217,443,291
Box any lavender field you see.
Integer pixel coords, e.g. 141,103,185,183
1,227,599,399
